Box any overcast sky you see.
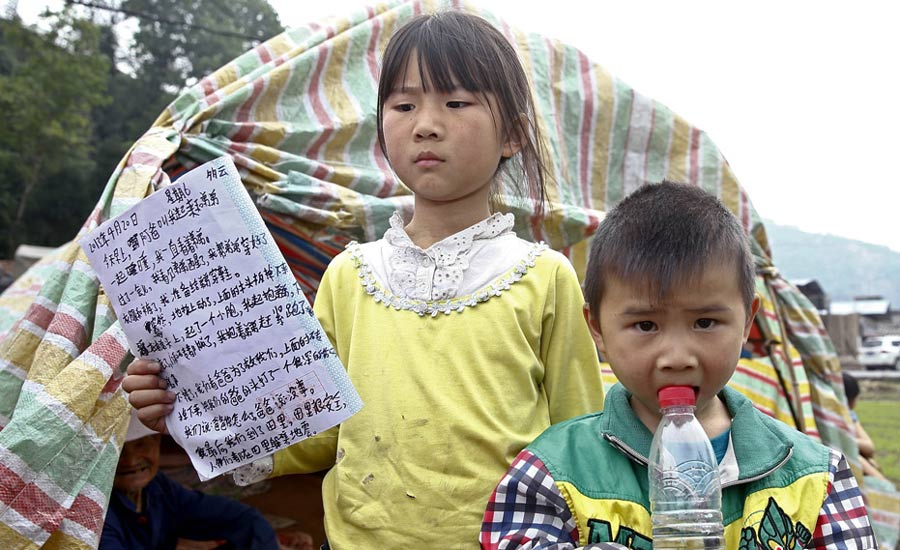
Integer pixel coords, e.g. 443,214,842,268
19,0,900,254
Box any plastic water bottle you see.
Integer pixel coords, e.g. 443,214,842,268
648,386,725,550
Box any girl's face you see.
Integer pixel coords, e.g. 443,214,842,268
381,56,520,212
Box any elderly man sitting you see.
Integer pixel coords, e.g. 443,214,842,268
100,412,279,550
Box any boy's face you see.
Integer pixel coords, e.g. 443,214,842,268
584,260,759,430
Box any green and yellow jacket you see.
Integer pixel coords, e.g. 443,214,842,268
481,384,876,550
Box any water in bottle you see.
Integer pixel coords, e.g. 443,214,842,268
648,385,725,550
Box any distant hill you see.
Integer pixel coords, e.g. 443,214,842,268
762,220,900,306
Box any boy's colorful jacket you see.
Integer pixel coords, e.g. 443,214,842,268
481,384,876,550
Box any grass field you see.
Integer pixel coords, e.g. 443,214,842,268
855,381,900,486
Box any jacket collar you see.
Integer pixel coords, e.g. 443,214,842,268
598,384,794,484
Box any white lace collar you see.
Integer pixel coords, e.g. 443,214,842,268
381,211,515,301
383,211,514,261
347,211,548,316
348,241,547,317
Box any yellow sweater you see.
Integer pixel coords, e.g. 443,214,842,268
272,241,604,549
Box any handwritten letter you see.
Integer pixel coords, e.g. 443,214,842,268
80,156,362,480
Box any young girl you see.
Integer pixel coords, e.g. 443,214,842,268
124,11,604,549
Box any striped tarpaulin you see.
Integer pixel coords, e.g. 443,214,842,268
0,0,894,547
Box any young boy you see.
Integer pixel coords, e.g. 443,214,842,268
480,182,875,549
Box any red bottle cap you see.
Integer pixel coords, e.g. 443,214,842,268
657,385,696,408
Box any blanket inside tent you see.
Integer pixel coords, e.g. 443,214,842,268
0,0,897,548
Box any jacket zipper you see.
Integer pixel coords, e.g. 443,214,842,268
602,433,794,488
603,434,648,465
721,447,793,489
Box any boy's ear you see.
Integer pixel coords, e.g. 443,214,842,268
583,303,607,355
742,295,761,342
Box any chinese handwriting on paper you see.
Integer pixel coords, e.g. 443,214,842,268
80,156,361,481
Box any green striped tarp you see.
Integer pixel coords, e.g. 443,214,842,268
0,1,894,547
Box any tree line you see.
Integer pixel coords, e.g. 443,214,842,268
0,0,284,258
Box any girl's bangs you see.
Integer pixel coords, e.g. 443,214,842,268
416,39,489,93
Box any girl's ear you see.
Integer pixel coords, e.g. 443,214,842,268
501,115,527,158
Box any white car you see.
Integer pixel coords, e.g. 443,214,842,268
858,335,900,370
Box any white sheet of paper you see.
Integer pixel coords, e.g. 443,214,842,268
79,156,362,480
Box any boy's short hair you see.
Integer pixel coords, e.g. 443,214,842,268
583,181,756,316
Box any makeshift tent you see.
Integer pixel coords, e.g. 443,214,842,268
1,0,896,547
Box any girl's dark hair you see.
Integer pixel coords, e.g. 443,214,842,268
583,181,756,316
376,11,548,214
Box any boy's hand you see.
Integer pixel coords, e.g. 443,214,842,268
122,358,175,435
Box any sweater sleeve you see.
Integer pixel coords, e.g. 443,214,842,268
540,253,604,424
